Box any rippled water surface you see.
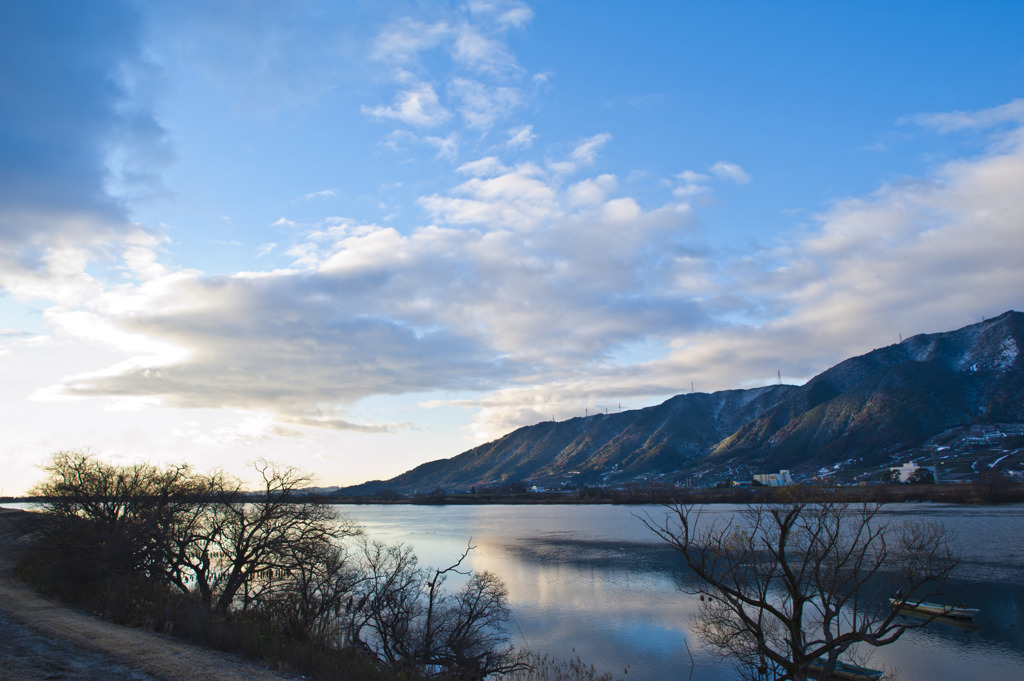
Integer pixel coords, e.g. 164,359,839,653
340,502,1024,681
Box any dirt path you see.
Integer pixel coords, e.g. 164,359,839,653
0,508,302,681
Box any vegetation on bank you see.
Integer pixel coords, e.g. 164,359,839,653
332,479,1024,506
15,450,629,681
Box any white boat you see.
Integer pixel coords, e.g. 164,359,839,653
889,597,979,619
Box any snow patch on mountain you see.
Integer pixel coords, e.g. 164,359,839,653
998,337,1019,369
961,335,1019,373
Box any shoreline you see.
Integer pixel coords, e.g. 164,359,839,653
325,482,1024,506
7,482,1024,508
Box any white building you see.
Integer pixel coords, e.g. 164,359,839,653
889,461,938,483
754,470,794,487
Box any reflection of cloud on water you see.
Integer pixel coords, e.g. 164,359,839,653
868,610,1024,681
877,504,1024,585
498,535,698,586
340,504,1024,681
465,531,1024,681
467,536,727,681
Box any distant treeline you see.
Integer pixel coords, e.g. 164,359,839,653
332,481,1024,506
15,480,1024,509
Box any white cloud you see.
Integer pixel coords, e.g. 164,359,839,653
566,174,617,207
420,165,560,230
452,28,517,74
710,161,751,184
363,84,451,128
677,170,708,184
364,5,534,152
570,133,612,165
0,247,107,309
506,124,535,149
901,98,1024,132
458,156,509,177
371,19,452,63
497,6,534,28
380,129,420,153
673,183,711,198
545,134,613,175
120,242,169,281
468,1,535,29
297,189,337,202
425,133,460,161
673,162,750,197
38,133,709,434
450,77,522,131
600,197,642,223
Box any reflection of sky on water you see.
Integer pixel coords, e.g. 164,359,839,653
338,504,1024,681
472,537,711,680
474,541,730,681
875,503,1024,585
866,614,1024,681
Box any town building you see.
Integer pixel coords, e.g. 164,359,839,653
754,470,794,487
889,461,939,483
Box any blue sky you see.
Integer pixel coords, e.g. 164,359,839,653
2,0,1024,495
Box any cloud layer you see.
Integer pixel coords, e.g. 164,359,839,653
2,1,1023,470
32,107,1024,442
0,2,164,282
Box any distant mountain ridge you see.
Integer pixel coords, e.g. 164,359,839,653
342,312,1024,494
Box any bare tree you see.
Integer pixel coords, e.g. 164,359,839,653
346,539,423,664
347,540,526,679
202,459,355,614
32,450,196,584
437,570,524,679
32,452,357,616
644,493,961,681
255,533,364,644
30,452,524,678
152,468,226,603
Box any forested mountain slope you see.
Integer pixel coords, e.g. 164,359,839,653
342,311,1024,493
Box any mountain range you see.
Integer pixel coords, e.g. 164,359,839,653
342,311,1024,494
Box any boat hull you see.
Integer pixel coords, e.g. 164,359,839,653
889,598,979,619
808,658,883,681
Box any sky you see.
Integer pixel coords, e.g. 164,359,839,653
2,0,1024,496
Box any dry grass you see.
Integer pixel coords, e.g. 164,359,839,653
502,653,633,681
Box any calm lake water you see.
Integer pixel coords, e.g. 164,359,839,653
338,502,1024,681
5,501,1021,680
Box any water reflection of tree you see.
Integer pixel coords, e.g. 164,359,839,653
644,492,962,681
